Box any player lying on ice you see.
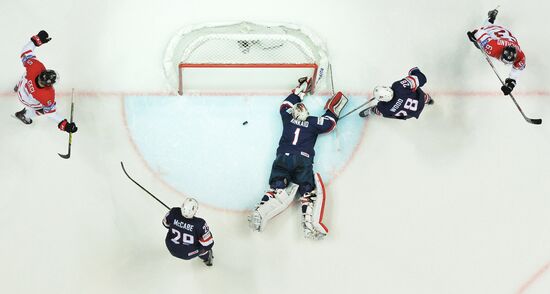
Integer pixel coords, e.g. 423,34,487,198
358,67,433,119
248,77,348,240
13,30,77,133
163,198,214,266
467,8,526,96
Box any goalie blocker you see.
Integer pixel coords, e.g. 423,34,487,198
324,91,348,118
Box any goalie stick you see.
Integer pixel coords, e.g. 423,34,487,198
58,89,75,159
120,161,170,210
474,40,542,125
339,97,376,119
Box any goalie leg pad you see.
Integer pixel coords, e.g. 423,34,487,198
300,173,328,239
324,92,349,118
249,183,299,232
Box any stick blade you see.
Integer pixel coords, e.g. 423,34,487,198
58,153,71,159
528,118,542,125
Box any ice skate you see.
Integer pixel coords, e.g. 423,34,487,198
359,107,374,118
200,249,213,267
425,93,434,105
248,209,263,232
14,108,32,124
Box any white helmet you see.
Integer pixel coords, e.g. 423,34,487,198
373,86,394,102
181,198,199,219
292,103,309,121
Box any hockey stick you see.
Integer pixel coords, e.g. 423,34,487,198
328,63,335,95
120,161,170,210
339,97,376,119
58,89,75,159
474,42,542,125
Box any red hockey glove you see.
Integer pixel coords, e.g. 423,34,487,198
31,30,52,46
58,119,78,133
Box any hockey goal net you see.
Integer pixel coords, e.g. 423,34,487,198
164,22,330,95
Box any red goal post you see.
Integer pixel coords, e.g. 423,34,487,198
164,22,331,95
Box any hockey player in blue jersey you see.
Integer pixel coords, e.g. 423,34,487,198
359,67,433,119
248,77,348,240
162,198,214,266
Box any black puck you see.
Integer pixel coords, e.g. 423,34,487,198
242,121,248,125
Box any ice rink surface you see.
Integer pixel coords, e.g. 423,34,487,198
1,0,550,293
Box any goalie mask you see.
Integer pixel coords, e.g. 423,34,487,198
501,46,517,65
373,86,394,102
292,103,309,121
37,69,57,87
181,198,199,219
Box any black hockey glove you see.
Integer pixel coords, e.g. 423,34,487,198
467,30,480,49
501,78,516,95
58,119,78,133
31,30,51,46
488,9,498,24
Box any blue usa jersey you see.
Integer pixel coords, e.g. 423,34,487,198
162,208,214,259
275,94,337,160
375,67,428,120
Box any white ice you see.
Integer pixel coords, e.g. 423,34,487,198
1,0,549,294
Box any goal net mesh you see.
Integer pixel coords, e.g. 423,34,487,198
164,22,330,95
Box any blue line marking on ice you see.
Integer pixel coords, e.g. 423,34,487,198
125,95,367,210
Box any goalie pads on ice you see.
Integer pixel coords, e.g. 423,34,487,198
249,183,299,232
324,92,348,118
301,173,328,240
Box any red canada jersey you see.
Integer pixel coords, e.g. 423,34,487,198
21,55,56,108
473,25,526,71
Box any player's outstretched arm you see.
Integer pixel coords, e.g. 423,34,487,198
21,31,51,65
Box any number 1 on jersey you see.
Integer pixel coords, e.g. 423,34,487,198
292,128,301,145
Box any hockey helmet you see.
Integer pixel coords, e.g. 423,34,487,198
373,86,394,102
181,198,199,219
292,103,309,121
38,69,57,87
501,46,517,65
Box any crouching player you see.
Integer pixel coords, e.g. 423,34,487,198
359,67,433,119
248,77,348,240
162,198,214,266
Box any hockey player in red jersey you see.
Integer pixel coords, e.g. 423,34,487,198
14,30,77,133
467,9,526,96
